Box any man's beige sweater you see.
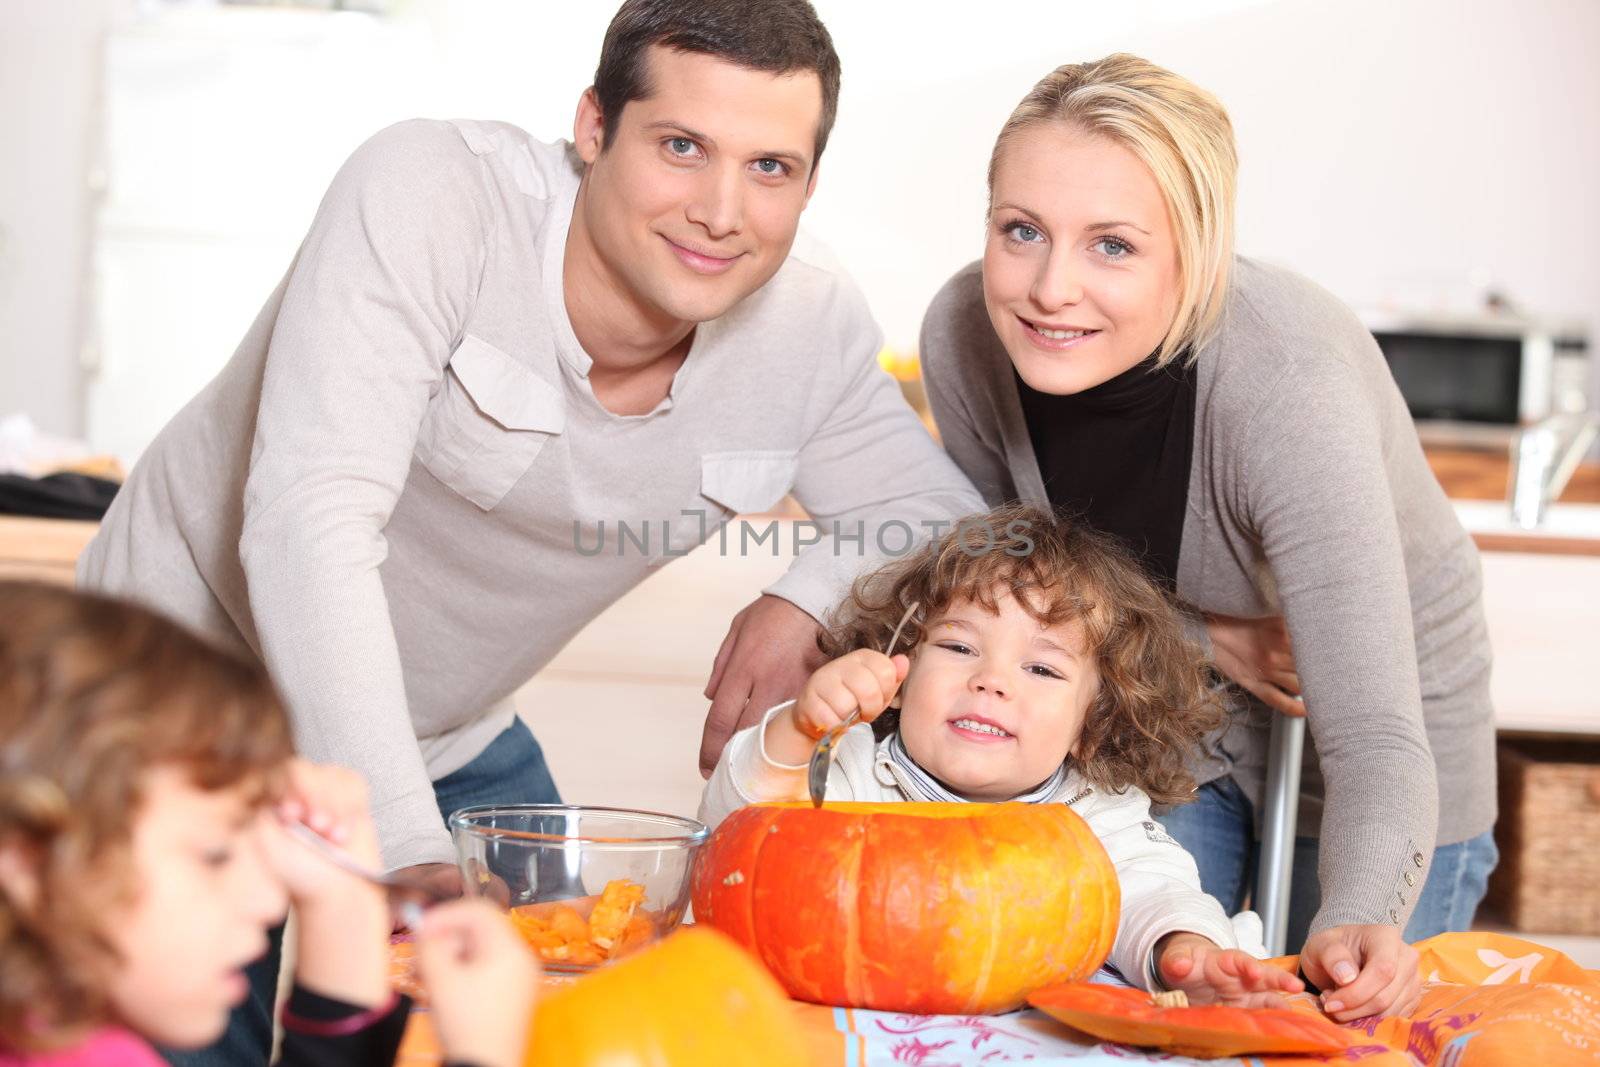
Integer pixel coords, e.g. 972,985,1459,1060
79,119,982,870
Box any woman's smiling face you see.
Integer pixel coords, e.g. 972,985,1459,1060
982,122,1181,395
896,591,1100,802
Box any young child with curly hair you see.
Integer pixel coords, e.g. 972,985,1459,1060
0,582,538,1067
701,504,1302,1006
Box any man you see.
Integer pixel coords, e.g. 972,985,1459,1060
79,1,979,1061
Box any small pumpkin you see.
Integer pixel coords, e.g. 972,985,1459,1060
691,801,1119,1014
524,926,809,1066
1028,983,1355,1058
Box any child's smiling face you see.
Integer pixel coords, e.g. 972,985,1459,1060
896,591,1099,802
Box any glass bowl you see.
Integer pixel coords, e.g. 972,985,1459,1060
449,804,708,973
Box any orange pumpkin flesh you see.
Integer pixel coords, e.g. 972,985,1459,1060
508,879,654,967
1029,983,1355,1058
523,926,808,1067
691,801,1119,1014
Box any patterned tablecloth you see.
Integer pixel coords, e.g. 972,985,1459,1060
390,932,1600,1066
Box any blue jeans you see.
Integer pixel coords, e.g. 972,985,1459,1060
431,716,563,828
1157,776,1498,952
162,718,560,1067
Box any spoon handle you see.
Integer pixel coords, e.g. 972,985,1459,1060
806,601,919,808
284,821,453,932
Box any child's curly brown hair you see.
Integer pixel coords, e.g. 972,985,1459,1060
818,503,1221,804
0,581,294,1053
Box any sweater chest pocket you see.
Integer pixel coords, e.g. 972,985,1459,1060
700,447,800,521
417,335,565,511
641,450,798,567
699,450,798,516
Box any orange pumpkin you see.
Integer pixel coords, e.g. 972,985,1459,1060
1028,983,1356,1058
691,801,1119,1014
523,926,808,1067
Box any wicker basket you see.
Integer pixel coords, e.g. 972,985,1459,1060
1487,739,1600,935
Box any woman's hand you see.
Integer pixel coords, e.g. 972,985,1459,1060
418,899,541,1067
1204,613,1304,717
1156,933,1303,1008
762,650,911,766
1300,924,1422,1021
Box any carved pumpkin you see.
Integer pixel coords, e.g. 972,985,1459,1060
691,801,1119,1014
1028,983,1355,1058
524,926,808,1066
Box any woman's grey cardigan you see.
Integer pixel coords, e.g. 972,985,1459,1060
919,256,1495,936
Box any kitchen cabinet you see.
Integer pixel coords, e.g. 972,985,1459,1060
0,516,97,585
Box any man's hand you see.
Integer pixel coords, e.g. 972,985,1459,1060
391,862,466,901
700,594,827,777
1204,612,1304,717
1301,924,1422,1021
1156,932,1303,1008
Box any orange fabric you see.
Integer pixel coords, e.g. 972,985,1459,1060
1251,932,1600,1066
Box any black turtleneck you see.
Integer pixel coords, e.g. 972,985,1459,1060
1015,352,1197,589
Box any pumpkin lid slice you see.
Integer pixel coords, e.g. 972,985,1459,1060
1028,982,1356,1059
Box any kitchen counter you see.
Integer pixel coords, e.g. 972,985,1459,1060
1425,445,1600,504
1452,500,1600,556
1407,445,1595,731
1428,446,1600,556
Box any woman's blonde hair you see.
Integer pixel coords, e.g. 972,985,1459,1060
989,53,1238,364
0,582,294,1053
819,504,1222,805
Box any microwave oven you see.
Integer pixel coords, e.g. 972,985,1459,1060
1364,312,1592,444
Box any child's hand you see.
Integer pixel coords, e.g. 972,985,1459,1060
258,759,391,1009
419,899,541,1067
262,759,384,909
794,649,910,737
1156,933,1304,1008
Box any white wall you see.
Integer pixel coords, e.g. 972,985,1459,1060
1,0,1596,457
0,0,113,439
805,0,1600,355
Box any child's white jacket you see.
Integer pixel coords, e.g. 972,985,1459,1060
700,703,1264,991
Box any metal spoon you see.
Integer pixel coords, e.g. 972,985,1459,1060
807,600,919,808
285,821,455,932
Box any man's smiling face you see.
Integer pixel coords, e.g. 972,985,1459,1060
571,44,823,331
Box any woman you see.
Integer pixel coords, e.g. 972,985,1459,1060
918,54,1496,1021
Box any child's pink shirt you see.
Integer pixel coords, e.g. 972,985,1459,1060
0,1029,166,1067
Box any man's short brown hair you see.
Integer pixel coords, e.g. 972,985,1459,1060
593,0,842,169
0,582,293,1052
819,504,1222,806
